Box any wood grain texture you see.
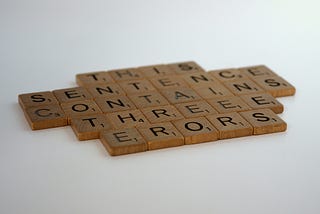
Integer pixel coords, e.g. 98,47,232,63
138,64,175,78
209,68,245,82
172,117,218,144
109,68,143,82
161,87,202,104
106,109,149,129
207,96,251,114
53,87,93,103
141,105,184,123
19,62,296,156
138,122,184,150
118,79,156,94
238,65,278,78
70,114,113,140
60,100,102,124
240,93,284,114
94,96,136,113
76,71,114,86
19,91,59,109
149,75,189,89
250,76,296,97
239,109,287,135
23,104,68,130
174,100,218,118
222,78,265,96
86,83,126,98
193,83,234,99
167,61,206,75
206,112,253,139
129,91,170,108
100,128,147,156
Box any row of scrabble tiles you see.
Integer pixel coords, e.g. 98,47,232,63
18,90,284,130
18,62,295,156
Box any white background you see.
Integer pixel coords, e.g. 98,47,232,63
1,0,320,214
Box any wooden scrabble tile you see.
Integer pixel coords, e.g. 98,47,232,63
76,71,114,86
192,83,234,99
209,68,245,82
240,93,284,114
161,87,202,104
129,91,169,108
137,64,175,78
222,78,265,95
239,109,287,135
94,96,136,113
61,100,102,124
207,96,251,113
100,128,147,156
138,122,184,150
106,109,149,129
167,61,205,75
23,105,68,130
238,65,277,78
149,75,189,89
172,117,218,144
206,112,253,139
250,76,296,97
118,79,156,94
141,105,184,123
86,83,126,98
19,91,59,109
181,73,220,87
109,68,143,82
174,100,218,118
53,87,93,103
70,114,113,140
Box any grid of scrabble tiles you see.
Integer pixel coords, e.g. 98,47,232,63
18,62,296,156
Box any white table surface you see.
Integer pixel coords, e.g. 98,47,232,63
1,1,320,214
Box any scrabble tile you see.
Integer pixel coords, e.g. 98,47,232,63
206,112,253,139
138,122,184,150
23,105,68,130
94,96,136,113
19,91,59,109
53,87,93,103
222,78,265,96
86,83,126,98
106,109,149,129
192,83,234,99
100,128,147,156
70,114,113,141
250,76,296,97
138,64,175,77
174,100,218,118
149,75,189,89
239,109,287,135
207,96,251,113
172,117,218,144
167,61,205,75
76,71,114,86
19,61,296,156
240,93,284,114
61,100,102,124
161,87,202,104
118,79,156,94
238,65,277,78
109,68,143,82
129,91,169,108
209,68,245,82
141,105,184,123
181,73,220,87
